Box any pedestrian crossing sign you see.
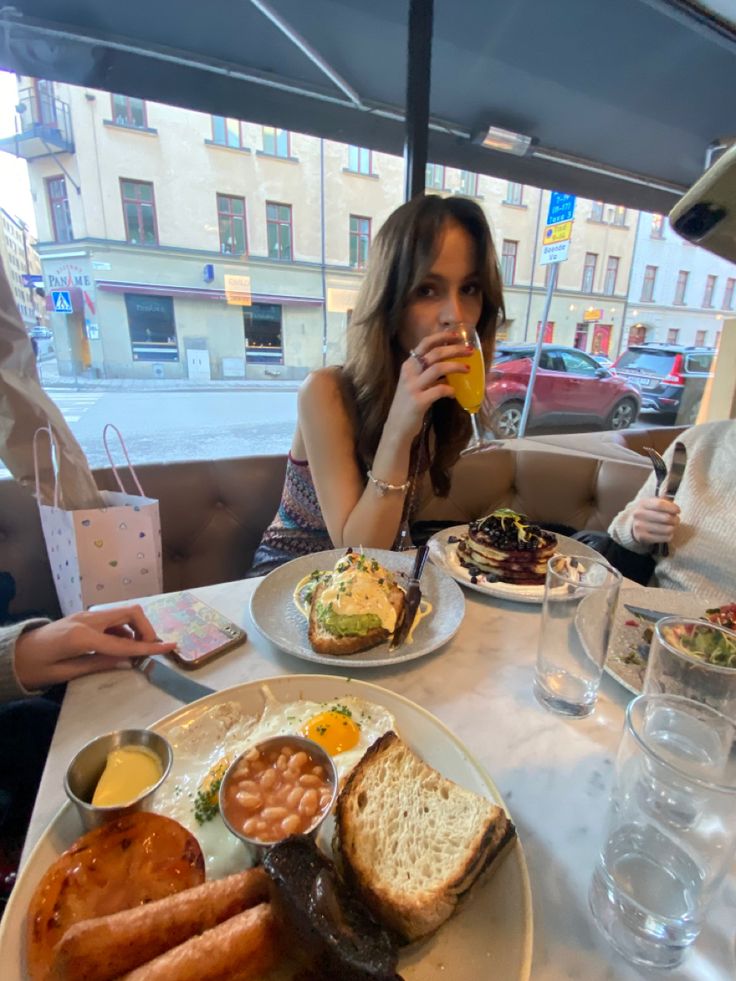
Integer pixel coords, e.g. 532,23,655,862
52,290,73,313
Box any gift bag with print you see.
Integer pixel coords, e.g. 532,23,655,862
34,424,163,615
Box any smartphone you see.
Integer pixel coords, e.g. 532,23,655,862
139,591,247,669
669,142,736,263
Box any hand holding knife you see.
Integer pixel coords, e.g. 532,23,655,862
655,441,687,559
389,545,429,651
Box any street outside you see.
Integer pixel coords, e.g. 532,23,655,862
0,355,659,482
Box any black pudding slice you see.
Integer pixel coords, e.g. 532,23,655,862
263,835,402,981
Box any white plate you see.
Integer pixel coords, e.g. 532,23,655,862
594,585,716,695
428,524,601,605
0,675,533,981
249,548,465,667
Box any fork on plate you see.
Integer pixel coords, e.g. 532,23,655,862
643,446,669,558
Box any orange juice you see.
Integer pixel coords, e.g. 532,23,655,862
447,347,485,413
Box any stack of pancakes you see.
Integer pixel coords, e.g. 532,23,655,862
457,509,557,585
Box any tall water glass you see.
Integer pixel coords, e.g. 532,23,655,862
644,616,736,722
589,694,736,968
533,553,621,718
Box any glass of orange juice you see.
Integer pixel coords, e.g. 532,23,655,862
446,324,492,453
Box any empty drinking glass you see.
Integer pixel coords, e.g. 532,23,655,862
533,553,621,718
589,693,736,968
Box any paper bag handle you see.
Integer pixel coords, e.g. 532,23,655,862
102,423,145,496
32,425,61,508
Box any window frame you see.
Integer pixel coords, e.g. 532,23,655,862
674,269,689,305
702,274,717,308
590,201,604,222
611,205,627,226
46,174,74,243
501,239,518,285
217,193,248,255
603,255,619,296
425,163,445,190
504,181,523,205
582,252,598,293
349,214,371,269
651,214,665,238
347,145,373,175
211,115,244,149
266,201,293,261
111,94,147,128
262,126,290,157
641,264,658,302
724,277,736,310
459,170,478,196
120,178,159,246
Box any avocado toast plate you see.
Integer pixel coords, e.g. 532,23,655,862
250,548,465,667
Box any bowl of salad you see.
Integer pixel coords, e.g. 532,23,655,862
644,616,736,721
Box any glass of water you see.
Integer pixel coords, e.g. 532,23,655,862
533,553,621,718
589,693,736,968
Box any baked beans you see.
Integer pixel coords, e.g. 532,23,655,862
221,740,335,844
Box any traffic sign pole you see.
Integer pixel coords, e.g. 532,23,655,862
518,262,557,438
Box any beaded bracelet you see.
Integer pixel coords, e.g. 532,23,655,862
366,469,411,496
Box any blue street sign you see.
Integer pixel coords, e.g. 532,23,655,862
51,290,73,314
22,273,43,288
547,192,576,225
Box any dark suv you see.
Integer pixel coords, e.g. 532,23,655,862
612,344,715,423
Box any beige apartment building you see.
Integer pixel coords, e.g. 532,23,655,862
0,76,640,379
0,206,44,329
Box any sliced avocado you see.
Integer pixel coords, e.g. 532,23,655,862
316,602,383,637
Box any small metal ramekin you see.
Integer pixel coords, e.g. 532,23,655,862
64,728,173,831
219,734,338,861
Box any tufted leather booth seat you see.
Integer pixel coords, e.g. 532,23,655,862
1,427,681,620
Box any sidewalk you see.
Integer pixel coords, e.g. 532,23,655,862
35,358,302,394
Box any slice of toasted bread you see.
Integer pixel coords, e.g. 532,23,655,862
335,731,516,942
307,579,404,656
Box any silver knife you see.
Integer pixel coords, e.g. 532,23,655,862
624,603,671,623
389,545,430,651
656,441,687,559
134,657,215,703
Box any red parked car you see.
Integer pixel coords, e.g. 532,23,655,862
486,344,641,438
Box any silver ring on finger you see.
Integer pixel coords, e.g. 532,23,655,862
410,348,429,371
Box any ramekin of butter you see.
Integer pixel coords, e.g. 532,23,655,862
64,729,173,830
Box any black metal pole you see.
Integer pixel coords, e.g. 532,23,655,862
403,0,434,202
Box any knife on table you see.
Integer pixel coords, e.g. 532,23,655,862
656,440,687,559
134,657,215,703
389,545,430,651
624,603,672,624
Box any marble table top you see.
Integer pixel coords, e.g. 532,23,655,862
20,577,736,980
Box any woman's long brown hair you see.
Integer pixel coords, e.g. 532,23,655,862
342,194,505,496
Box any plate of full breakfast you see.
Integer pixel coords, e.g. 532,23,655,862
249,547,465,667
0,674,533,980
589,585,732,695
427,509,601,604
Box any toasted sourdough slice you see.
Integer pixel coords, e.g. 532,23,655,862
335,731,516,942
308,579,405,656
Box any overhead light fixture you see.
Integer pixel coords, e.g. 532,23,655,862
474,125,533,157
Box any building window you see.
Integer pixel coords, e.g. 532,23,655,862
603,256,619,296
266,202,293,261
724,277,736,310
582,252,598,293
501,240,518,285
47,175,73,242
262,127,289,157
120,179,158,245
125,293,178,361
611,206,627,226
695,330,707,346
641,265,657,302
651,214,665,238
459,170,478,195
590,201,604,222
244,302,283,364
217,194,247,255
111,94,146,128
211,116,243,148
666,328,680,344
349,215,371,269
347,146,372,174
425,163,445,189
702,274,717,308
504,182,523,205
674,269,689,305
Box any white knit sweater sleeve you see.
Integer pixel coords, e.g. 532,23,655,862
607,445,669,553
0,619,51,703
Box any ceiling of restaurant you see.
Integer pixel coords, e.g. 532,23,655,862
1,0,734,213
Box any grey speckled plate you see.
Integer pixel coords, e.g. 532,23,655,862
249,548,465,667
578,585,712,695
428,525,601,605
